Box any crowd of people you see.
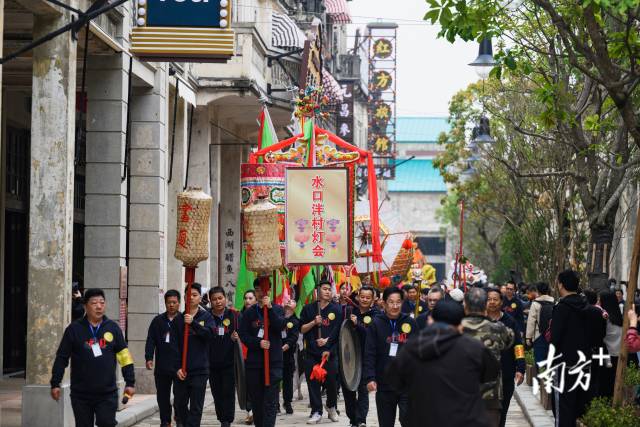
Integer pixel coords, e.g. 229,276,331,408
53,269,640,427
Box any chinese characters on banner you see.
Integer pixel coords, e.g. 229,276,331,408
285,168,351,265
367,24,397,179
336,83,354,144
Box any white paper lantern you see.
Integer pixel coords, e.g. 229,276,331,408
137,17,145,26
220,9,228,18
138,7,146,16
220,0,228,7
220,19,228,27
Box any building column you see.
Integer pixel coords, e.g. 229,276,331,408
209,109,221,289
218,141,242,301
83,53,128,321
127,64,168,393
166,89,187,294
188,106,211,288
0,0,5,378
22,8,77,427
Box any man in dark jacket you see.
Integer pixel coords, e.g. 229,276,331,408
401,284,428,318
502,281,525,335
145,289,183,427
300,281,343,424
462,288,514,427
279,299,300,415
386,300,500,427
174,282,215,427
549,270,604,427
207,286,239,427
344,285,379,427
51,288,135,427
239,279,286,427
486,287,525,427
364,287,417,427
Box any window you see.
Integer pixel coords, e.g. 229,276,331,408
6,126,30,205
432,263,446,281
416,236,446,256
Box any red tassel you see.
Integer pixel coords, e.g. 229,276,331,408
310,354,329,383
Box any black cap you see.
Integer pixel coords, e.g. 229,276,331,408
431,300,464,326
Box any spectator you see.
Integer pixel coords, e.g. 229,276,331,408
387,300,500,427
626,305,640,353
416,287,444,330
549,270,604,427
525,282,554,364
582,288,608,400
71,283,85,322
599,290,623,398
462,288,514,427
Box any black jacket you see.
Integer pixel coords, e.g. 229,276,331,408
401,299,428,318
145,312,183,377
351,306,380,356
386,323,499,427
497,312,525,382
416,310,433,330
182,307,214,375
503,297,525,333
282,314,300,363
363,313,417,391
51,316,135,396
299,302,343,357
209,308,240,368
239,303,286,371
551,294,604,366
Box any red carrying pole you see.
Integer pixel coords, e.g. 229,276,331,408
181,266,196,374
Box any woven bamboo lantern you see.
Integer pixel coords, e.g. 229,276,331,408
174,187,212,267
243,197,282,274
384,246,414,279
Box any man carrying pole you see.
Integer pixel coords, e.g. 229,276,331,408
174,282,214,427
239,277,286,427
300,280,343,424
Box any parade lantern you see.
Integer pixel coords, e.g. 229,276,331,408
174,187,212,374
243,197,283,274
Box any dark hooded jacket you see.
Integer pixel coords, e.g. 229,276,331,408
385,323,500,427
551,293,604,366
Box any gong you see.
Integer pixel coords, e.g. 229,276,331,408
338,319,362,392
234,339,248,410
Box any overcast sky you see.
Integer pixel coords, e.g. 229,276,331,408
346,0,480,117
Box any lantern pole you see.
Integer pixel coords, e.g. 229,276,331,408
181,266,196,374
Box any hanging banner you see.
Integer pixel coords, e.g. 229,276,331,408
367,23,398,179
130,0,234,62
336,83,354,144
285,168,351,265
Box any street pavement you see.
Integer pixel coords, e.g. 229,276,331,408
131,384,531,427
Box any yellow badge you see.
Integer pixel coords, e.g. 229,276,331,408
401,323,411,334
328,313,336,321
511,303,517,309
364,316,372,324
199,321,205,326
103,332,113,342
223,318,231,327
418,306,423,312
287,322,294,329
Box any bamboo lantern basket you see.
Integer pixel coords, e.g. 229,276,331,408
174,187,212,267
243,198,282,274
383,247,413,279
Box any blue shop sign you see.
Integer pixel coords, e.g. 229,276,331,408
146,0,223,27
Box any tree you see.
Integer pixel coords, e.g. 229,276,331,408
427,0,640,289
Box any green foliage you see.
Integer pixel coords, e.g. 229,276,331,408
524,349,535,366
581,397,639,427
624,362,640,387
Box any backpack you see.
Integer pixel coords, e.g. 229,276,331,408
537,300,554,337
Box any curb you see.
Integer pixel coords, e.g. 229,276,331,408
514,384,555,427
116,396,159,427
